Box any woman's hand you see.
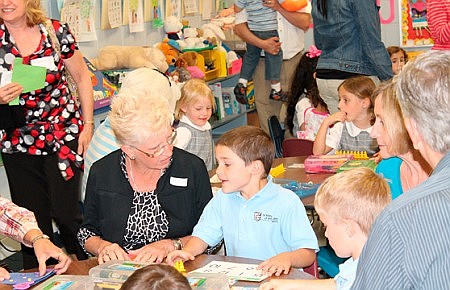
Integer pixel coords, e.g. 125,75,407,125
128,239,173,263
33,238,71,275
258,252,292,277
0,83,23,104
77,124,93,156
97,242,129,264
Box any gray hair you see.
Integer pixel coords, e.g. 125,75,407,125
395,50,450,153
109,91,172,146
120,68,181,112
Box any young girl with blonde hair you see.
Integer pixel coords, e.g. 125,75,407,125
174,79,216,170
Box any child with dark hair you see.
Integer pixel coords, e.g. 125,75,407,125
386,46,408,75
286,46,329,139
120,264,191,290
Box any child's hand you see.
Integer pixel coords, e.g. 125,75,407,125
0,267,10,281
372,152,382,164
257,252,292,277
326,111,346,125
259,279,298,290
166,250,195,266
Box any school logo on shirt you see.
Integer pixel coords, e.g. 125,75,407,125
254,212,279,223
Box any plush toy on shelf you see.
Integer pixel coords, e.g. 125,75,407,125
90,46,169,72
155,38,181,71
164,16,183,40
179,51,205,79
171,57,192,83
211,6,236,31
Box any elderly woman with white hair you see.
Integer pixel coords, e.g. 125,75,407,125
77,71,212,264
80,68,180,199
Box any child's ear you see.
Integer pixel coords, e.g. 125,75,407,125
362,97,371,109
249,160,265,176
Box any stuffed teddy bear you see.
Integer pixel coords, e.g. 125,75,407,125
90,46,169,72
155,38,181,71
179,51,205,79
170,57,192,83
164,16,183,40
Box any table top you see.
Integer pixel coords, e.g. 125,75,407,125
272,156,333,206
0,254,314,289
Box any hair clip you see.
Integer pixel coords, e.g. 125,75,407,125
306,45,322,58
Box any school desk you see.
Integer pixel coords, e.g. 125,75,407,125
0,254,314,289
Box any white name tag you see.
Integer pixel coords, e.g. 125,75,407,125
30,56,57,71
170,177,188,187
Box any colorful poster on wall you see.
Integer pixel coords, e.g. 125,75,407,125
151,0,164,28
128,0,144,32
400,0,433,47
166,0,182,18
61,0,97,42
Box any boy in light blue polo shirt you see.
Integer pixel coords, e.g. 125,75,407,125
167,126,318,276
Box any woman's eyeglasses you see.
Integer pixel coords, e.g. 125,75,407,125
131,130,177,158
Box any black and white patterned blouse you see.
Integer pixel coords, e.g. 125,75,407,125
78,152,169,252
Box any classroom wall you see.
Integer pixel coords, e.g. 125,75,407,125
46,0,405,59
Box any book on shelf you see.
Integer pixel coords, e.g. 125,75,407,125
209,82,226,121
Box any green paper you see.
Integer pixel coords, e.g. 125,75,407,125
11,57,46,94
9,97,19,105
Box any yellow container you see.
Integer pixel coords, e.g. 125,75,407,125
196,48,227,81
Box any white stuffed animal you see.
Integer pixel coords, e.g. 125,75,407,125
201,22,226,43
164,16,183,40
90,46,169,72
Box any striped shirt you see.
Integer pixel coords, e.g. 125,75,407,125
0,197,39,247
81,117,119,201
428,0,450,50
236,0,277,31
352,151,450,289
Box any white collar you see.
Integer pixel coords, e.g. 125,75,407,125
344,121,372,137
180,115,211,131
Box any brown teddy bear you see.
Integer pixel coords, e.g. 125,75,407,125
179,51,205,79
90,46,168,72
171,58,192,83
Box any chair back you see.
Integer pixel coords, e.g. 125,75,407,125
267,115,284,158
303,257,319,278
282,138,314,157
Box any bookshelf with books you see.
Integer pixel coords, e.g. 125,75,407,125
208,73,254,140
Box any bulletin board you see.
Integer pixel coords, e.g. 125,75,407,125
399,0,434,47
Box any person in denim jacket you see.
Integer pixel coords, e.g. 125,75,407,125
312,0,393,114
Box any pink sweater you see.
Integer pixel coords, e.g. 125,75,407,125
427,0,450,50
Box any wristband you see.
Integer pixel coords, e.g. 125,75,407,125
172,238,183,250
31,234,50,246
83,120,94,125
